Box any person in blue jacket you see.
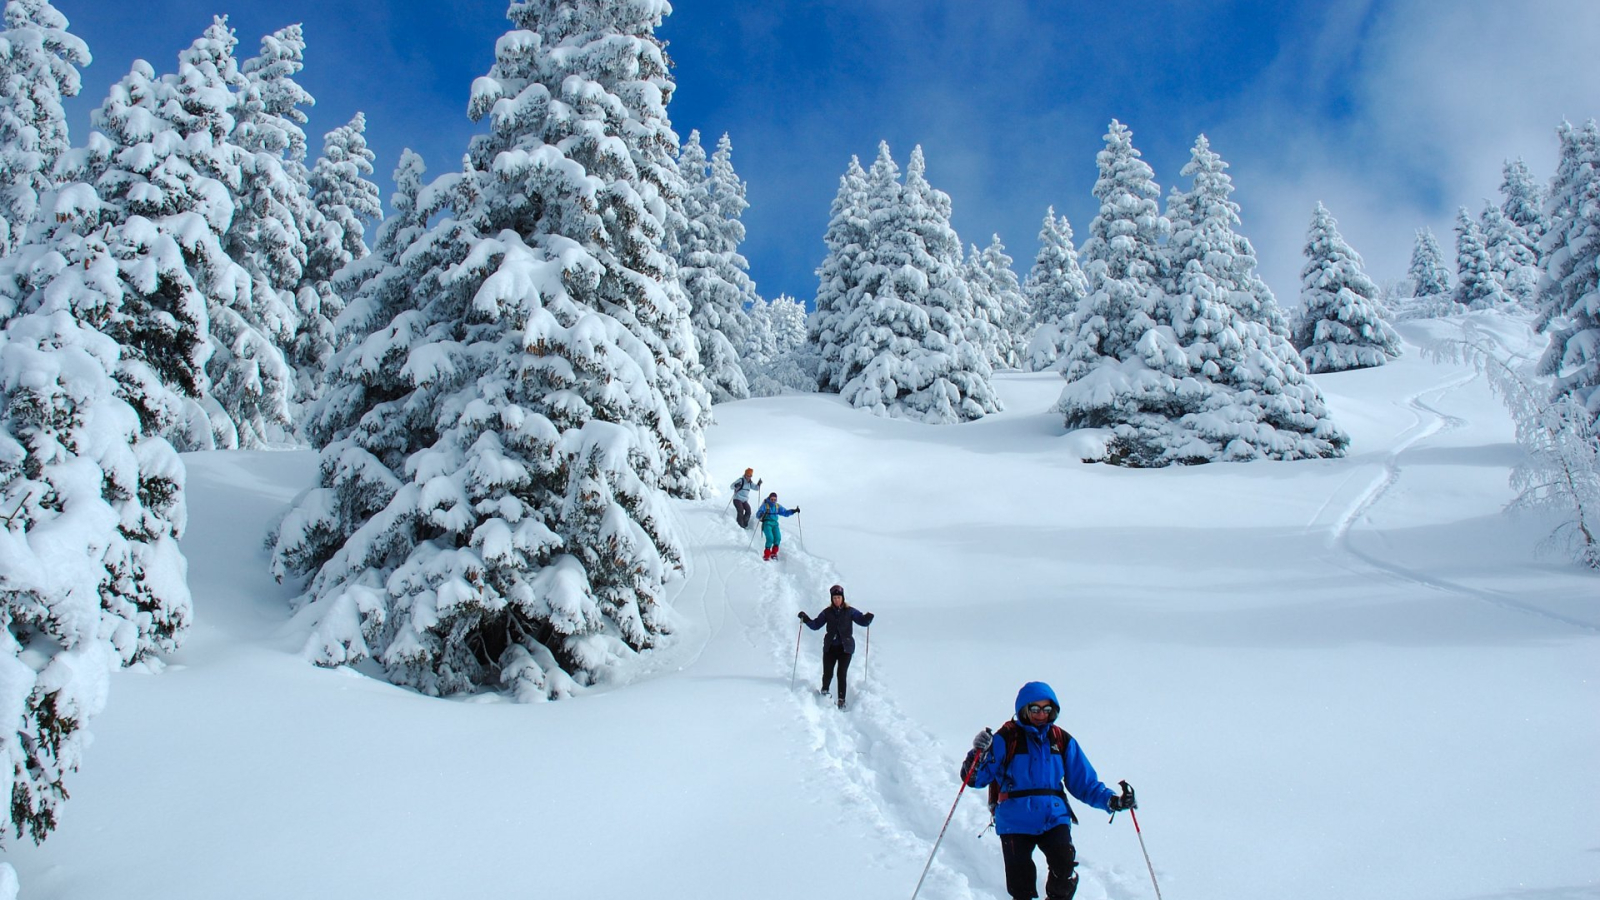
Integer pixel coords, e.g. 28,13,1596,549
797,584,874,708
960,682,1135,900
756,492,797,560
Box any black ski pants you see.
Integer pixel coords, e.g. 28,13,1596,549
1000,823,1078,900
733,498,752,528
820,644,853,701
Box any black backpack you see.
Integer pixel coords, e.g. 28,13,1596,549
985,719,1079,823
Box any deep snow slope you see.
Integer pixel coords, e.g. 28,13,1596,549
6,318,1598,900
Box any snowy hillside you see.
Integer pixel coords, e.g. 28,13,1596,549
5,319,1596,900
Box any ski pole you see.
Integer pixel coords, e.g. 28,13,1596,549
1120,780,1163,900
794,514,807,553
862,626,870,684
910,749,982,900
788,623,803,690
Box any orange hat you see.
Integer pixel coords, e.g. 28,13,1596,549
744,468,753,476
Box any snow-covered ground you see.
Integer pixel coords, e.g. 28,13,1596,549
7,317,1597,900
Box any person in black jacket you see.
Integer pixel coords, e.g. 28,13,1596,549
798,584,874,708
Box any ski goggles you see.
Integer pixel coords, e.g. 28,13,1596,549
1023,702,1058,717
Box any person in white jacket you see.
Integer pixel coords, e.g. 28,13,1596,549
730,467,762,528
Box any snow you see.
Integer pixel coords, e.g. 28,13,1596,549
5,325,1597,900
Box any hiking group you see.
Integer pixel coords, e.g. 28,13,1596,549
727,469,1141,900
730,467,798,561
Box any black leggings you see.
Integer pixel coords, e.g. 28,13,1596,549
821,644,853,700
1000,823,1078,900
733,499,752,528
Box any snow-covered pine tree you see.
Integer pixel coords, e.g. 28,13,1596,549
65,18,268,450
966,234,1026,370
0,0,86,255
292,112,380,411
300,148,434,451
1052,130,1345,465
1407,227,1452,299
1166,136,1290,339
1059,122,1169,385
1022,207,1088,371
707,133,756,332
308,113,380,276
1536,120,1600,422
962,237,1014,370
1500,156,1546,261
810,155,869,392
1480,201,1537,308
1147,133,1347,462
1454,206,1512,309
1292,202,1400,373
673,130,749,402
744,293,812,396
0,188,193,843
218,23,322,445
272,0,708,701
835,144,999,422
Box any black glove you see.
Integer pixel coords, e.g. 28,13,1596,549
792,507,801,513
972,727,993,753
861,612,875,625
1108,781,1136,812
797,612,809,622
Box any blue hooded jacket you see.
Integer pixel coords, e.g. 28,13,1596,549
962,681,1117,835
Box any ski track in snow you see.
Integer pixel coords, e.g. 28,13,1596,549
1319,365,1600,634
661,502,1146,900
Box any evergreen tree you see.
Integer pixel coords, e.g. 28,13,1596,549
272,0,708,701
220,23,319,445
292,112,381,408
0,191,193,842
1057,131,1345,465
1292,202,1400,373
1536,120,1600,420
1480,201,1537,307
1406,227,1452,299
966,234,1026,369
1500,156,1545,259
674,130,750,402
833,144,999,422
1022,207,1087,371
810,156,869,392
1454,206,1511,309
0,0,86,255
744,293,814,396
1060,121,1169,386
1165,136,1290,338
69,19,268,450
960,242,1006,370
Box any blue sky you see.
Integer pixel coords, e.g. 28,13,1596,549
59,0,1600,311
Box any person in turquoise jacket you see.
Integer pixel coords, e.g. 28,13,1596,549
756,492,797,560
959,681,1135,900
